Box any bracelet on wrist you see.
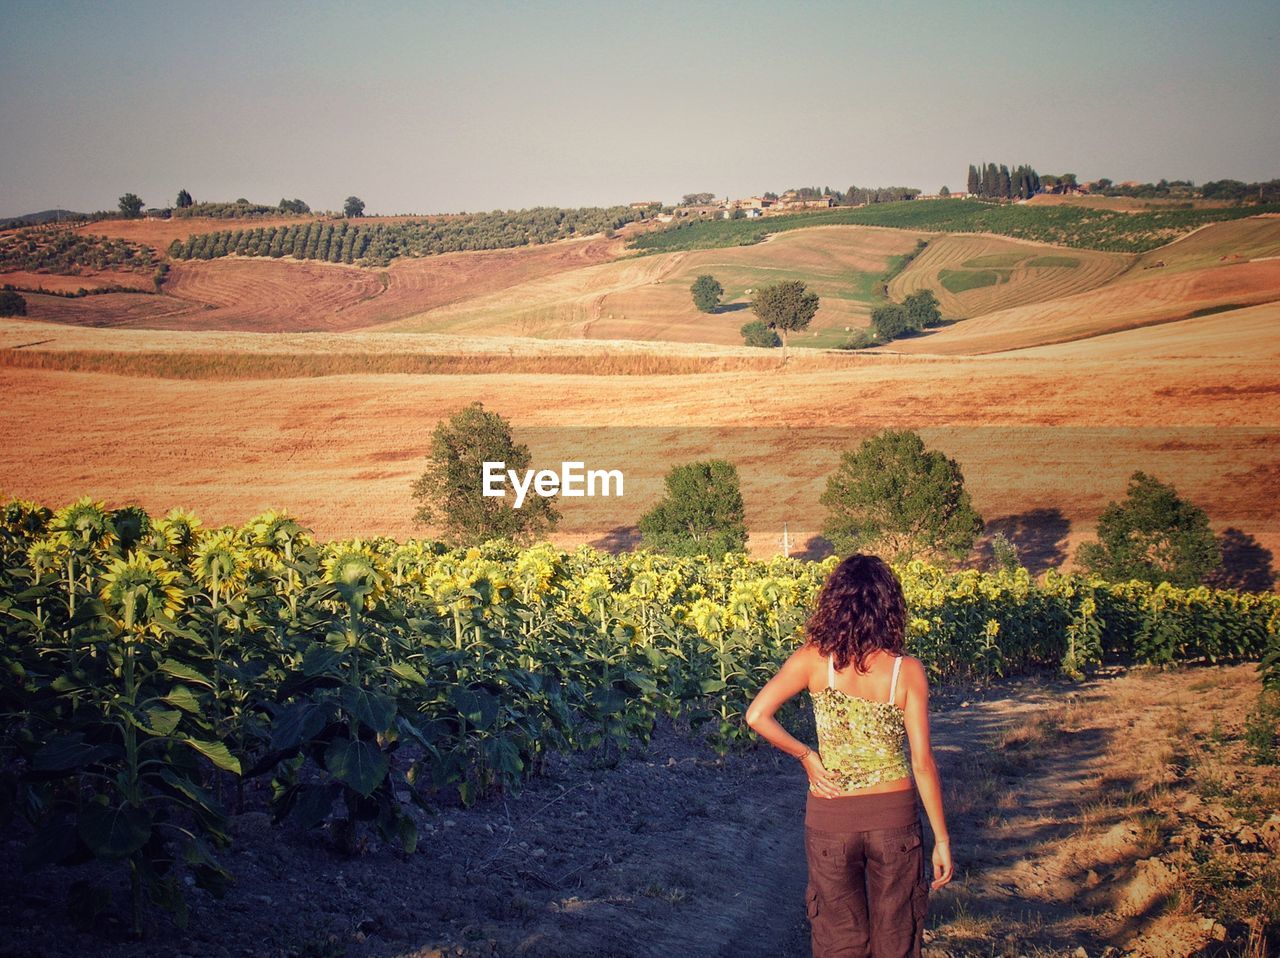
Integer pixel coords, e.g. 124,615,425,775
795,746,812,761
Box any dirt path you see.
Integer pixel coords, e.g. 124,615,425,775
1,663,1274,958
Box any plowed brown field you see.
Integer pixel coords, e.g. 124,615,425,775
10,236,624,332
0,268,157,294
74,215,321,248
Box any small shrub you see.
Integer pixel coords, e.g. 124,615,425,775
740,320,780,348
0,288,27,316
837,328,880,350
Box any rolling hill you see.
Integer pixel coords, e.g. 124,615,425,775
2,209,1277,571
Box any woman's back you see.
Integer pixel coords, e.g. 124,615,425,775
808,647,912,794
811,646,906,706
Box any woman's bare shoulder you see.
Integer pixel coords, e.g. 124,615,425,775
899,654,929,683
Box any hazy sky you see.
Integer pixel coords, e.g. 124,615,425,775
2,0,1277,216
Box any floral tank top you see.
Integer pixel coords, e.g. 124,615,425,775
809,652,911,791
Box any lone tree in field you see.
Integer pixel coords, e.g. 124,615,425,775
690,274,723,313
638,459,747,558
750,280,819,359
118,193,145,218
175,188,193,209
820,429,984,564
411,401,559,547
0,289,27,317
1075,471,1221,586
343,196,366,218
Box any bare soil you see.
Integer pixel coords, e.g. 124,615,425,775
1,663,1272,958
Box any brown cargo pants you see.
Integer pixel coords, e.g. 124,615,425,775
803,789,929,958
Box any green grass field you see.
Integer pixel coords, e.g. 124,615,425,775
940,268,1005,293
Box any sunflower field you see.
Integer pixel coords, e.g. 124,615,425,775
1,497,1276,933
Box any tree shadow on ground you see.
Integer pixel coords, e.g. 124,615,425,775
983,508,1071,574
795,535,834,561
590,525,642,553
1205,527,1276,592
716,302,751,313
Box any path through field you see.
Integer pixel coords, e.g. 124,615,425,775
3,663,1273,958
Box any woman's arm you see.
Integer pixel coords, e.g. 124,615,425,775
901,656,954,889
744,647,844,798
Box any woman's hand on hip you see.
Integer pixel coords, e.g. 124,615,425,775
802,753,844,798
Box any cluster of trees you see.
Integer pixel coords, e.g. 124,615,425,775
116,190,315,220
413,405,1243,590
966,163,1043,199
1086,177,1279,203
839,185,921,206
869,289,943,341
773,185,922,205
1089,177,1193,199
411,406,983,564
680,186,922,208
167,206,645,267
685,272,815,352
0,228,156,273
1201,178,1280,203
173,199,302,219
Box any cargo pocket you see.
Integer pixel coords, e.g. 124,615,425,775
878,821,923,858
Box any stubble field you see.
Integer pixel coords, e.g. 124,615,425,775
2,216,1278,572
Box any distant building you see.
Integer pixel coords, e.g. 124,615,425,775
743,207,763,218
655,212,674,223
777,197,834,210
629,201,662,210
676,204,723,217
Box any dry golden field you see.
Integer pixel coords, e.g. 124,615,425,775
887,232,1128,319
1024,193,1236,211
383,226,925,345
2,217,1278,574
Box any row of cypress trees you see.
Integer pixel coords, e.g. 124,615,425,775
966,163,1042,199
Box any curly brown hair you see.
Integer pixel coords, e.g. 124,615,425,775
805,553,907,673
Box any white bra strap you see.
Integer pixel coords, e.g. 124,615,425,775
888,655,902,704
827,653,834,689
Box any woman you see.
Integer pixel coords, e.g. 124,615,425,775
745,553,953,958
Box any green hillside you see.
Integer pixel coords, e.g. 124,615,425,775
629,199,1280,255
